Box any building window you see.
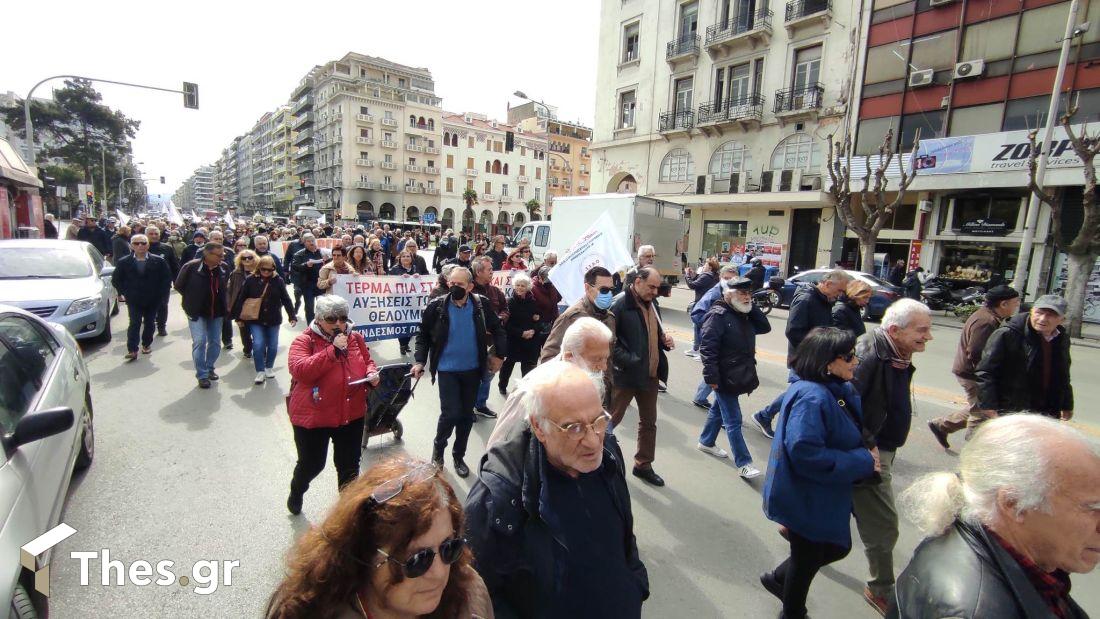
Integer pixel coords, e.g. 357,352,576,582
619,90,637,128
360,105,370,115
900,111,944,150
446,177,454,192
535,187,541,201
446,154,454,168
521,146,527,156
518,185,525,199
486,161,492,173
467,179,474,190
709,141,752,182
864,42,908,84
623,22,640,63
485,181,492,194
770,134,822,171
502,184,509,196
1018,4,1077,56
674,76,694,113
962,15,1019,62
792,45,822,90
467,157,475,170
659,148,693,182
519,164,526,176
949,104,1003,136
384,154,394,163
911,31,958,72
536,168,542,180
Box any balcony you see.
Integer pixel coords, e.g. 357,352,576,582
580,169,590,176
381,183,398,192
500,195,512,203
705,9,773,55
773,83,824,122
425,146,441,155
666,34,701,63
381,140,398,149
296,145,313,157
293,130,312,146
408,122,432,131
381,117,398,128
292,96,313,115
517,175,530,183
785,0,832,33
292,113,313,130
356,158,374,167
425,187,440,195
405,164,422,173
356,181,378,190
294,162,313,175
405,143,424,153
696,94,765,132
292,193,314,206
405,185,423,194
465,168,478,177
658,110,695,134
356,137,374,145
380,161,397,170
356,113,374,124
483,193,498,201
425,166,439,175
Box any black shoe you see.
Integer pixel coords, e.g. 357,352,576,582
498,386,508,397
692,400,711,410
399,346,409,355
454,457,470,478
243,350,252,359
156,328,167,337
632,467,665,487
198,378,212,389
431,446,444,469
759,572,783,601
475,406,498,419
928,421,951,449
287,491,303,515
657,382,668,393
223,341,233,350
208,371,219,381
752,411,775,439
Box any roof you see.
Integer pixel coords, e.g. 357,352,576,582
0,138,42,188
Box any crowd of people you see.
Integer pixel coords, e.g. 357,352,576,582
69,212,1097,618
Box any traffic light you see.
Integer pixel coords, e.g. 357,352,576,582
183,82,199,110
85,191,94,206
299,179,306,189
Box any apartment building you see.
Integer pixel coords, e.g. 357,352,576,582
237,134,254,211
270,107,298,214
441,112,549,235
510,101,593,216
173,165,215,212
591,0,856,272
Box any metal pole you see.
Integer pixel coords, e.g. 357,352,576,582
102,146,108,213
1012,0,1080,294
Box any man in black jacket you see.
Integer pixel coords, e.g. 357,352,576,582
976,295,1074,421
411,266,506,477
76,216,112,259
290,234,325,324
851,298,933,614
890,414,1097,619
111,234,172,361
609,267,673,487
465,362,649,619
284,233,306,313
145,226,179,337
180,228,208,264
174,243,230,389
752,269,850,438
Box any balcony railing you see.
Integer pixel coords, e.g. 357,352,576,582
292,194,314,206
356,181,378,190
425,146,441,155
705,8,773,46
381,118,398,127
666,34,700,60
356,137,373,145
405,143,424,152
786,0,831,21
773,83,824,114
697,94,765,124
500,195,512,203
425,166,439,174
380,183,398,192
380,161,397,170
405,164,422,173
356,113,374,123
356,158,373,167
294,163,312,175
465,168,478,177
659,110,695,132
483,193,498,201
408,122,431,131
405,185,423,194
381,140,398,149
292,113,313,129
517,175,530,183
425,187,440,195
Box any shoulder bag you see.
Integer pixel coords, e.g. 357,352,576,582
239,282,269,322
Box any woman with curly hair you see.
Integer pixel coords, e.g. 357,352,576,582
348,245,371,275
266,457,493,619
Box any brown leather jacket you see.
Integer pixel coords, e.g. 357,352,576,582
951,306,1002,379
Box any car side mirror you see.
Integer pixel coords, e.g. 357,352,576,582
100,265,115,279
5,408,74,452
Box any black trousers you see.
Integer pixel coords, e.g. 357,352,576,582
773,530,850,618
434,369,480,458
237,321,253,355
301,286,318,324
221,311,232,345
289,417,365,497
126,302,158,353
155,295,170,330
498,358,535,391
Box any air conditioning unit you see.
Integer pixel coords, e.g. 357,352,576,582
800,174,823,190
930,0,954,5
953,59,985,80
908,69,935,88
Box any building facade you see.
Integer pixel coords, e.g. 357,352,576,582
590,0,858,273
510,101,594,216
173,165,215,212
440,112,549,235
270,107,298,214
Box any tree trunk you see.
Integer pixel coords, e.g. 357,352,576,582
858,237,876,274
1063,251,1097,338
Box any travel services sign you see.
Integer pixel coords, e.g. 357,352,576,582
911,126,1085,175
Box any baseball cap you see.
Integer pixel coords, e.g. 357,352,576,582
1032,294,1067,317
459,244,472,253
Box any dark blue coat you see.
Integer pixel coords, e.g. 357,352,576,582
110,254,172,307
699,300,770,395
689,282,723,326
785,285,833,359
763,379,875,547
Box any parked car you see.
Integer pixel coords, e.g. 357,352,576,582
0,304,95,618
0,240,118,342
777,269,902,321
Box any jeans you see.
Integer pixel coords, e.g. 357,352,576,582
434,369,481,458
758,368,798,423
853,449,899,597
126,302,158,353
693,381,712,404
289,417,365,499
248,323,280,372
772,529,851,619
475,370,493,408
188,316,223,379
692,321,701,351
699,391,753,467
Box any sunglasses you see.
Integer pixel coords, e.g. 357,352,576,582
595,286,613,294
242,256,255,261
840,350,857,362
259,268,275,273
131,241,148,246
377,536,466,579
321,314,349,324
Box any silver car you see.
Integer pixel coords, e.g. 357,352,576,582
0,240,118,342
0,304,94,617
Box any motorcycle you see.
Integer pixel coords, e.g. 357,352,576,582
754,277,784,315
921,276,986,313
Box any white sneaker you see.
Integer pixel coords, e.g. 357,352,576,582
254,372,265,384
684,349,700,358
697,443,729,459
739,464,763,479
264,368,276,379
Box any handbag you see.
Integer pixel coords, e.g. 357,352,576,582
239,282,269,322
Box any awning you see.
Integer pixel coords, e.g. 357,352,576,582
0,138,42,188
660,190,832,209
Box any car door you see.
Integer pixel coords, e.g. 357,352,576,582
85,244,113,317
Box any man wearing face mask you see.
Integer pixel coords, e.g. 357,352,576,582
412,267,507,477
540,266,616,362
688,265,740,409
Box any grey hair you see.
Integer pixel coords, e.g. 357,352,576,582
130,234,149,245
313,294,349,319
472,255,493,273
543,250,558,261
882,298,931,330
511,272,532,289
447,265,472,283
561,317,613,359
899,414,1100,537
254,234,268,244
523,360,604,432
637,244,655,259
302,233,316,242
403,240,418,250
145,225,160,235
719,264,738,276
201,242,224,256
820,269,851,284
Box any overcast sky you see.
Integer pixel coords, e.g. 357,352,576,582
6,0,600,199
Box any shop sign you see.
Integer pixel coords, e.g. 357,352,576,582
907,240,923,270
959,218,1009,236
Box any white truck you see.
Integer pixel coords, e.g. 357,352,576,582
511,193,685,277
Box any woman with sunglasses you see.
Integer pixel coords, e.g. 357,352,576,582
286,295,379,514
503,248,527,272
230,255,298,385
318,246,359,295
761,327,879,619
227,250,260,359
267,457,492,619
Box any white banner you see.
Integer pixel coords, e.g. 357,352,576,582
548,212,635,305
223,212,236,231
166,200,184,225
115,209,130,226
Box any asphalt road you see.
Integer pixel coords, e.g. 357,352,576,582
49,286,1100,618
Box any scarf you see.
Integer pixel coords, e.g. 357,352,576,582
631,287,660,379
883,330,912,370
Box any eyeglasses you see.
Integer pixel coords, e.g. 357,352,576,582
321,314,349,324
840,350,857,362
545,410,612,440
377,536,466,579
131,241,147,246
594,286,613,294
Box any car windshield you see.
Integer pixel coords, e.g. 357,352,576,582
0,248,92,279
855,273,892,287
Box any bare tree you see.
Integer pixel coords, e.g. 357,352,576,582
1024,102,1100,338
826,128,920,272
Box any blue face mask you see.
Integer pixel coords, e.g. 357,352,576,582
595,291,614,310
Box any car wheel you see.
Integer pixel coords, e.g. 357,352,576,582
110,298,120,316
75,392,94,470
92,312,112,343
10,582,38,619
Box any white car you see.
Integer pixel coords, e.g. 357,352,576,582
0,240,118,342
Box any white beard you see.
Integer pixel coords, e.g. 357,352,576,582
730,297,752,313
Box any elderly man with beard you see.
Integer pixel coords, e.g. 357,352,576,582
465,362,648,618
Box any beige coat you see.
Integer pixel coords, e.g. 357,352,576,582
317,261,359,294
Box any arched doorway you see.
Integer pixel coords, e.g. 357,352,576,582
406,206,420,222
379,203,396,220
606,172,638,193
356,200,374,223
513,212,526,226
442,208,455,231
479,209,493,234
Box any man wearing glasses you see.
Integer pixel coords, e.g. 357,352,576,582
465,362,648,617
111,234,172,361
175,242,231,389
540,266,616,401
145,226,180,337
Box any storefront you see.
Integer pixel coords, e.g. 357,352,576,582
927,190,1028,287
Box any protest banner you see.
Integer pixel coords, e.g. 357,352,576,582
548,212,635,305
269,238,342,261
